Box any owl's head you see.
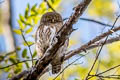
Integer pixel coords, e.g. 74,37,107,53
40,12,62,23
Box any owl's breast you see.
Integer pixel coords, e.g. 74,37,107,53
35,24,58,56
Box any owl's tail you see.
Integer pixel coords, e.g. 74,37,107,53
51,63,61,74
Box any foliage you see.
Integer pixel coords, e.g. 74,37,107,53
88,0,115,20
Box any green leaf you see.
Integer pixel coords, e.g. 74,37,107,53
4,67,10,72
0,55,4,62
25,62,29,68
51,0,55,3
26,56,30,59
25,27,33,34
9,57,16,64
31,4,37,11
22,49,27,58
23,41,34,46
74,78,79,80
13,29,22,35
32,51,37,58
14,64,22,74
16,46,21,51
7,73,12,78
25,4,30,18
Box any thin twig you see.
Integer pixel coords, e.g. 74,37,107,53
88,64,120,79
44,0,56,12
64,18,113,27
97,64,120,75
10,70,29,80
80,18,113,27
0,59,37,69
85,15,120,80
20,29,33,66
89,75,120,79
53,53,88,80
0,50,16,62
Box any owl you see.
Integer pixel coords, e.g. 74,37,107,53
35,12,68,74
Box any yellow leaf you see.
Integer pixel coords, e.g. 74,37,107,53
88,0,115,19
25,27,33,34
26,17,33,25
107,41,120,57
23,41,34,46
18,20,25,30
33,16,40,24
68,39,78,48
13,29,21,35
40,2,47,9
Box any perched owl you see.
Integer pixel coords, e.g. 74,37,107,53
35,12,68,74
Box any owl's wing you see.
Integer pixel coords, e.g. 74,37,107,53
35,24,57,58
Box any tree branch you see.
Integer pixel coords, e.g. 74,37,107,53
65,26,120,60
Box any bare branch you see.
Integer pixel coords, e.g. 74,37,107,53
98,64,120,75
20,29,33,66
89,75,120,79
80,18,113,27
0,59,37,69
65,26,120,60
10,70,29,80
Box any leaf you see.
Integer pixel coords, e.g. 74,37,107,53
51,0,54,3
25,4,30,18
33,16,40,24
25,17,33,26
18,19,25,30
16,46,21,51
40,2,47,9
23,41,34,46
0,55,4,62
13,29,22,35
26,56,30,59
14,63,22,74
25,62,29,68
7,73,12,78
4,67,10,72
74,78,79,80
31,4,37,11
9,57,16,64
32,51,37,58
22,49,27,58
19,14,25,23
25,27,33,34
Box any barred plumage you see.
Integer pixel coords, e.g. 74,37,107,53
35,12,68,74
